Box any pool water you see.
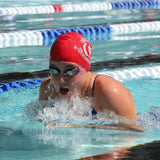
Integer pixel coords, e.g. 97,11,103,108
0,0,160,159
0,73,160,160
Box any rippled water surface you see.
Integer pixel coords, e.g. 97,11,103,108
0,0,160,159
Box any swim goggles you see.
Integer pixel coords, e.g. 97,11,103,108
49,66,82,76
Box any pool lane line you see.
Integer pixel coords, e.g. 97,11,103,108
0,0,160,16
0,21,160,48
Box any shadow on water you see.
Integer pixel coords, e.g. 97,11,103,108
78,140,160,160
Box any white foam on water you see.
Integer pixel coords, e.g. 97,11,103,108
23,95,160,132
20,96,160,154
24,96,93,123
137,106,160,131
23,95,131,126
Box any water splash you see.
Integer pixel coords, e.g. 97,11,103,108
23,96,130,126
21,97,160,151
24,96,93,123
137,106,160,131
23,96,160,131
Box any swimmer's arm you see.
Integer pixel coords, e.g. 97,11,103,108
94,75,137,120
115,120,144,132
46,122,144,132
93,76,144,131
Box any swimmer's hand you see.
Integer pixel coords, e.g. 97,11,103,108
116,121,144,132
45,121,144,132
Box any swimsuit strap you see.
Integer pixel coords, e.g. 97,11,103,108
92,74,100,97
91,74,100,115
92,108,97,115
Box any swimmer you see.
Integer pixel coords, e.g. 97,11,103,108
39,32,143,131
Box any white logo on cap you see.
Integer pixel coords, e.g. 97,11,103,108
83,43,89,57
77,38,92,64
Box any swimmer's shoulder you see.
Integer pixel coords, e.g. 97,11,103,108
94,74,133,101
93,74,137,120
93,74,123,89
40,77,51,89
39,77,52,100
92,74,122,102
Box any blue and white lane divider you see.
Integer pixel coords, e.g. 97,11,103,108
111,35,160,41
102,65,160,82
0,31,43,48
0,0,160,16
0,65,160,94
0,5,55,16
0,21,160,48
0,79,44,94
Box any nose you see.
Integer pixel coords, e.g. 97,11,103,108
59,75,65,83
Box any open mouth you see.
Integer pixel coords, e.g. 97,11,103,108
59,87,70,95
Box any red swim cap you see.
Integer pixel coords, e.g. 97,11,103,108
50,32,92,71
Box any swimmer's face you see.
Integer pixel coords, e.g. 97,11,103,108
49,61,87,99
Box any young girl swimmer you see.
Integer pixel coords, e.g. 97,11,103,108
39,32,143,131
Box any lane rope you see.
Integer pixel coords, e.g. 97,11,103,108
0,65,160,94
0,0,159,16
0,21,160,48
0,79,43,94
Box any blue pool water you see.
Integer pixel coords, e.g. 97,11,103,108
0,0,160,159
0,71,160,160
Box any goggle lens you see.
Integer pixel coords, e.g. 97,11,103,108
49,66,81,76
